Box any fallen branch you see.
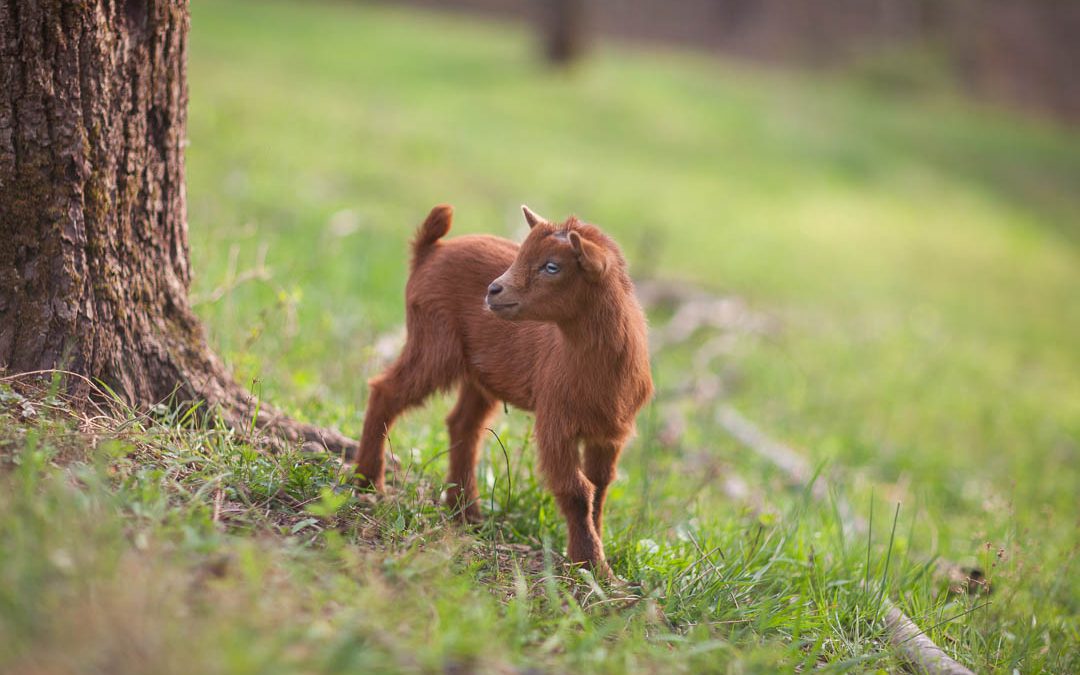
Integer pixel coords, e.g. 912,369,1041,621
884,604,975,675
715,405,972,674
715,405,866,537
637,278,975,675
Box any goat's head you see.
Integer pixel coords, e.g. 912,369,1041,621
485,206,623,322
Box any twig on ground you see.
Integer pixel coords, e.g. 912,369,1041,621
212,488,225,523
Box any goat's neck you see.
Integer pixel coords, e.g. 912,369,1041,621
555,282,645,366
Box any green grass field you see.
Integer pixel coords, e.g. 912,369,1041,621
2,1,1079,672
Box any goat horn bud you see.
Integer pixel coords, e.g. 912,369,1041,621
521,205,546,229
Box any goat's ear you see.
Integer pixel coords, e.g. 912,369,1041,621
568,230,608,281
521,205,546,229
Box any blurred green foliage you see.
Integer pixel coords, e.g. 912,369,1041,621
2,0,1078,672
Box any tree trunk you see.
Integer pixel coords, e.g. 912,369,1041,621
543,0,588,66
0,0,357,456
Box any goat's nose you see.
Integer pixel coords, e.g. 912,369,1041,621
487,282,503,296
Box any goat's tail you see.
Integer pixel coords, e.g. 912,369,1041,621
411,204,453,271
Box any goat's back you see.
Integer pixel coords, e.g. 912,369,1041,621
406,234,554,409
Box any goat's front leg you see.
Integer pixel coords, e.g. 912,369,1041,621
583,441,622,539
536,423,606,574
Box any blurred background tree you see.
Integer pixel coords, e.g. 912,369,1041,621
406,0,1079,122
544,0,588,65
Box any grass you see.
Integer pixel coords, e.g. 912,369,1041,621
2,0,1079,671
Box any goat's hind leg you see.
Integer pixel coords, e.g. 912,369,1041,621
355,323,460,489
444,381,497,523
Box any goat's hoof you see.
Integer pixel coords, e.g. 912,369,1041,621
455,504,484,525
352,469,385,492
606,571,636,589
591,562,615,581
568,554,612,580
443,495,484,524
568,561,616,587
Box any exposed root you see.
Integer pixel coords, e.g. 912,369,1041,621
0,367,361,461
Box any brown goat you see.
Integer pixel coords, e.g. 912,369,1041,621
355,204,653,573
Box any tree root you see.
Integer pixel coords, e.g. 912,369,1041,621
1,366,361,462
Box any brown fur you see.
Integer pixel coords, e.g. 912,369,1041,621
355,204,653,573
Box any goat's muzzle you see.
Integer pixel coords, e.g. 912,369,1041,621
485,280,520,317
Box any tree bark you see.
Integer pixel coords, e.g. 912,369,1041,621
0,0,357,457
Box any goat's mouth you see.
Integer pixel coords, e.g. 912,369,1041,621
486,301,520,313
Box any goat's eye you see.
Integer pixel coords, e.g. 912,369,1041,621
542,262,561,275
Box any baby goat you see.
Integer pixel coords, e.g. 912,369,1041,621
355,204,653,573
